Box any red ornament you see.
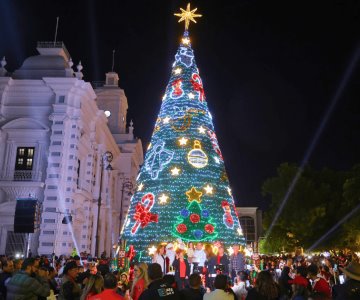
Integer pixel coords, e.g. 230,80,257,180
131,193,158,234
205,224,214,234
190,213,200,223
176,223,187,233
190,73,205,101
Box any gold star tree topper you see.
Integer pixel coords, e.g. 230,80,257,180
174,3,202,30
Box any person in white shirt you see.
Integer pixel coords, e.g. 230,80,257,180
166,243,176,268
204,274,234,300
193,242,206,273
152,245,166,275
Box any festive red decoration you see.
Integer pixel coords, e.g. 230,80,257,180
131,193,158,234
205,224,214,233
221,200,234,229
171,79,184,98
190,73,205,101
176,223,187,233
190,213,200,223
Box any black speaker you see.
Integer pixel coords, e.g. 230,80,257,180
14,199,38,233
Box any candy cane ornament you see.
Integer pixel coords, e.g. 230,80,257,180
190,73,205,102
131,193,159,235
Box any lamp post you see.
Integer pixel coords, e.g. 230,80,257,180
95,151,113,257
119,179,133,234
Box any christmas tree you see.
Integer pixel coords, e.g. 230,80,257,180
122,3,245,261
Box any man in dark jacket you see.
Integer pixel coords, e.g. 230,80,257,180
179,273,205,300
139,263,180,300
333,261,360,300
0,258,13,300
6,258,50,300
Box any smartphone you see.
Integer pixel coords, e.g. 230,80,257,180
245,280,250,288
339,275,345,284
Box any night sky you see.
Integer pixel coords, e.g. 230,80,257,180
1,0,360,210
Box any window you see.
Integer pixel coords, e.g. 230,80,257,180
43,230,55,235
15,147,35,170
239,216,256,244
58,96,65,103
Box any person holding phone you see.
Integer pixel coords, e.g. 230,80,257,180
332,261,360,299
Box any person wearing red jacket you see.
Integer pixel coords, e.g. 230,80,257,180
308,264,331,299
88,273,124,300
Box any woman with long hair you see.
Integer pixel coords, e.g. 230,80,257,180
80,274,104,300
246,270,280,300
131,262,149,300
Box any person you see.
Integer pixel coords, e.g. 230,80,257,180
6,258,50,300
152,245,166,275
131,262,149,300
216,245,230,275
229,244,244,282
203,274,234,300
193,243,206,273
246,270,280,300
166,243,176,269
332,261,360,299
138,263,180,300
307,264,331,299
58,261,82,300
0,258,13,299
232,271,247,300
278,266,292,299
117,272,129,296
48,266,60,296
187,242,195,264
80,274,104,300
205,244,217,289
172,249,190,289
179,273,205,300
88,273,123,300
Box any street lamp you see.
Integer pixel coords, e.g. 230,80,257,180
119,179,133,234
95,151,113,257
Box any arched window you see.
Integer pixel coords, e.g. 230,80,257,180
239,216,255,243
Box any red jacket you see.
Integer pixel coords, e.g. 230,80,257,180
88,289,124,300
313,277,331,298
132,278,146,300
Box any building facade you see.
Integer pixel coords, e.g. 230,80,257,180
0,42,143,257
236,207,263,246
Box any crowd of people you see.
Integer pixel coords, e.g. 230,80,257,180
0,243,359,300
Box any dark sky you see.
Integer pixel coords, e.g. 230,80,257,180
1,0,360,210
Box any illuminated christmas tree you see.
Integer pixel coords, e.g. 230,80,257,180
122,3,245,261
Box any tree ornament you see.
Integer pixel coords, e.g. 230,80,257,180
204,184,213,194
175,46,195,67
185,187,203,203
191,73,205,101
201,209,210,218
145,141,174,179
174,3,202,31
207,130,223,160
178,137,188,146
193,229,204,239
170,79,184,99
190,213,200,223
176,223,187,233
187,140,208,168
171,114,192,132
173,200,217,242
170,167,181,176
221,200,234,229
131,193,159,235
180,208,190,217
205,224,215,234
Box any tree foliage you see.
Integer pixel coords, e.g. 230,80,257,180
261,163,359,252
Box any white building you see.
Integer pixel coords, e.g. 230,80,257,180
0,42,143,257
236,207,263,245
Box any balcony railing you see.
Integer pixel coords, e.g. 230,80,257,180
0,170,43,182
36,41,70,59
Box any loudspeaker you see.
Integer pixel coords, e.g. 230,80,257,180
14,199,38,233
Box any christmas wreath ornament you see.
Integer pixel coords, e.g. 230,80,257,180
190,213,200,223
187,140,208,168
